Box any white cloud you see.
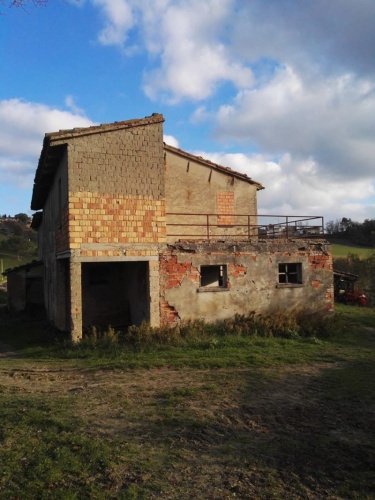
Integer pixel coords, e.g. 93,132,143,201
216,66,375,180
92,0,134,46
0,98,93,191
163,134,179,148
89,0,253,101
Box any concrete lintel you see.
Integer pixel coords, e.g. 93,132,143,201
80,243,163,251
76,255,159,263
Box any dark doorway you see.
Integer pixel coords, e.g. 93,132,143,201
81,261,149,330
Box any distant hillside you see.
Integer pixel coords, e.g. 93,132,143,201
330,242,374,259
0,214,37,280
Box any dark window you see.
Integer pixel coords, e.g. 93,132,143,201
278,263,302,284
200,265,227,288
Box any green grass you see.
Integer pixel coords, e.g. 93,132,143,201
0,305,373,370
0,305,374,498
330,242,374,259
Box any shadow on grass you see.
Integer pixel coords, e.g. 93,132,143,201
129,360,375,497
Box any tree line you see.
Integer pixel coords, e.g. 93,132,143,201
326,218,375,247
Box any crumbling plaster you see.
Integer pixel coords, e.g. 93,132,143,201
160,239,333,324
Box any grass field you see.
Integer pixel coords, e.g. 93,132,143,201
330,242,374,259
0,304,374,498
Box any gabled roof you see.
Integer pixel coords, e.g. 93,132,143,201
44,113,164,142
31,113,164,210
31,113,263,211
164,144,264,190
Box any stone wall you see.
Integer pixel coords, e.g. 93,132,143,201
159,239,334,325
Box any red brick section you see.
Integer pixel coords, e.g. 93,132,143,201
160,298,180,324
159,255,200,325
308,254,332,270
230,263,247,278
217,191,234,226
311,279,321,289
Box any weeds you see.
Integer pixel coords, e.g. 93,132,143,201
77,312,332,352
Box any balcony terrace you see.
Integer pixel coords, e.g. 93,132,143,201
166,213,325,243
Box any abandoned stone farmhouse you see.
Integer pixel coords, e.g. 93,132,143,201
20,113,332,340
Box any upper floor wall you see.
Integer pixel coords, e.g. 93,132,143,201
32,115,166,258
164,146,263,242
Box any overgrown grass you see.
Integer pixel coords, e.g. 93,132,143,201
330,242,374,259
1,306,373,371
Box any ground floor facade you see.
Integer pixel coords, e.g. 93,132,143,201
35,238,333,340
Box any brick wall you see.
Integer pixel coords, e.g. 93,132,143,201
217,191,234,225
68,193,165,250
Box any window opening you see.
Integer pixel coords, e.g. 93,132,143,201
200,265,227,288
278,263,302,284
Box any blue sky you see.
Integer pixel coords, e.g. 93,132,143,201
1,0,374,222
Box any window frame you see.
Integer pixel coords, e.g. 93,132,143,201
198,264,229,292
277,262,303,286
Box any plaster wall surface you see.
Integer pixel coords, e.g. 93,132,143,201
165,150,258,242
160,240,334,324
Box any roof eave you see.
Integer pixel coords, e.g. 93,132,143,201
164,143,264,190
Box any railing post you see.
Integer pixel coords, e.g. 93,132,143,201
207,214,210,241
286,216,289,239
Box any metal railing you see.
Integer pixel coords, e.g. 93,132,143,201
166,213,324,242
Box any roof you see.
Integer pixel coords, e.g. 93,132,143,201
43,113,164,142
333,269,359,281
31,113,164,210
2,260,43,277
164,144,264,190
31,112,263,210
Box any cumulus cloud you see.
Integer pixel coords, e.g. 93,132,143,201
163,134,179,148
216,66,375,180
90,0,253,101
92,0,134,46
0,99,93,192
